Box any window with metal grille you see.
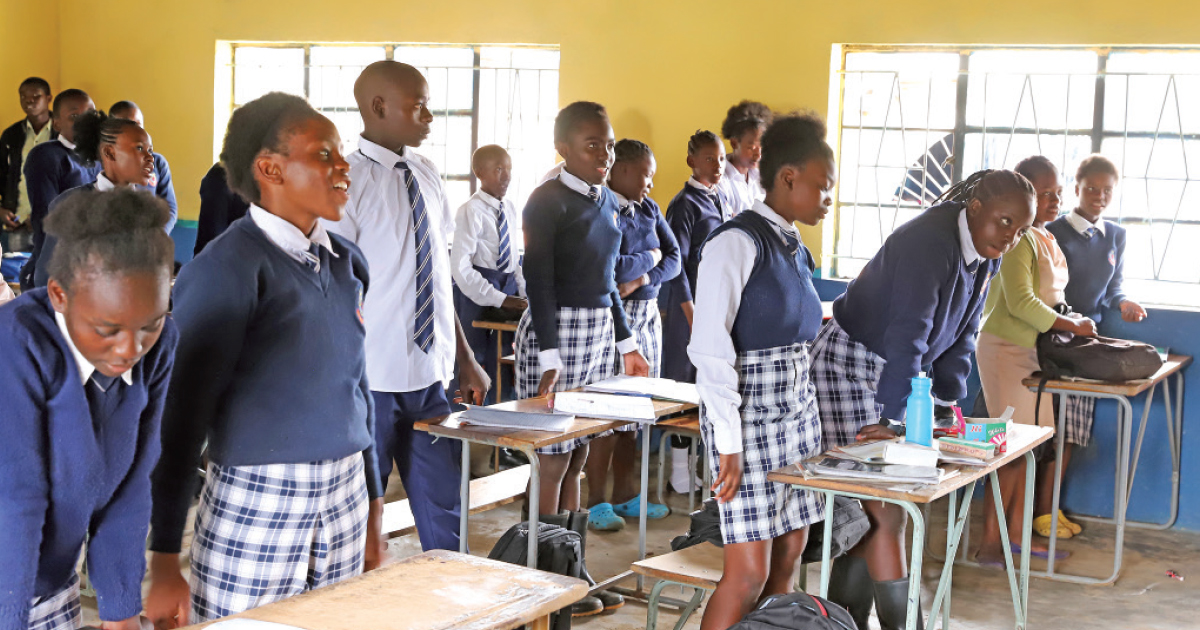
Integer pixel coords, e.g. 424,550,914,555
220,42,560,225
829,45,1200,307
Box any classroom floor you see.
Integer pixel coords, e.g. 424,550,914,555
86,445,1198,629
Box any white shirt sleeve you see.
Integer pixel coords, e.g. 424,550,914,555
451,202,509,308
687,228,756,455
538,348,563,373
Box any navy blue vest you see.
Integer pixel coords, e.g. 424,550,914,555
701,210,823,352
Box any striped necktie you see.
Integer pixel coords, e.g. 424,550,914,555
397,161,435,353
496,203,512,270
713,192,727,220
966,259,980,274
300,242,321,272
781,230,800,256
588,186,601,203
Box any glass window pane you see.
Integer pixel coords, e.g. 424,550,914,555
233,47,305,105
837,129,958,206
482,46,560,70
321,110,367,154
421,115,473,177
309,46,386,109
1104,72,1200,135
966,50,1097,130
842,52,959,130
443,180,473,218
396,46,474,68
962,132,1093,182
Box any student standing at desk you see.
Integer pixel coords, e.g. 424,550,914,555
810,169,1034,630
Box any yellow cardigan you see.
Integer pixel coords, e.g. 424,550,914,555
981,230,1061,349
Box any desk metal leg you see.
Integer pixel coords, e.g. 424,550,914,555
522,446,542,568
639,425,651,591
459,439,470,553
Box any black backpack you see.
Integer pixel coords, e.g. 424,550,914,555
728,592,858,630
488,522,582,630
1036,329,1163,382
671,498,869,564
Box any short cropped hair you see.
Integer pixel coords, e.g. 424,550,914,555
20,77,51,94
471,144,510,174
553,101,608,145
52,88,89,113
1013,155,1058,183
613,139,654,165
758,113,834,192
219,92,321,203
45,188,173,291
1076,154,1119,183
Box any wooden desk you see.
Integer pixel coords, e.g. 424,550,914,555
471,320,519,402
417,395,696,573
188,550,587,630
1019,353,1191,585
769,424,1054,630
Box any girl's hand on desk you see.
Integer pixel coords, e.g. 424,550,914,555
1120,300,1147,323
713,453,743,503
537,369,560,401
623,350,650,377
145,553,190,629
857,423,898,441
364,498,387,571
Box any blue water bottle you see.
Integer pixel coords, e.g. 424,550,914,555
906,372,934,447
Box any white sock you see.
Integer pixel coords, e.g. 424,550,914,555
671,447,696,490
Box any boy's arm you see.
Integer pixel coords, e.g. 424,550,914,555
451,204,509,307
153,154,178,234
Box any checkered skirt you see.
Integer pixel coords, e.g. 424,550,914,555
26,574,81,630
699,343,825,544
189,454,368,622
1063,394,1095,447
611,298,664,433
515,306,616,454
810,318,887,450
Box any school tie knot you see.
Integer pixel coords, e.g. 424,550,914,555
91,372,118,391
781,230,800,256
300,242,322,272
966,259,981,275
395,159,436,353
1085,226,1098,239
620,201,636,216
587,186,601,203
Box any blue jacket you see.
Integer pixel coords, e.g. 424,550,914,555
615,197,681,301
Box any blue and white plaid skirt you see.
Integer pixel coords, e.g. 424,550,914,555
699,343,825,544
810,318,887,450
515,306,616,454
611,298,663,433
26,574,81,630
189,454,368,622
1063,394,1095,447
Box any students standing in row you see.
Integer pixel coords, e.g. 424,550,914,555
813,169,1035,630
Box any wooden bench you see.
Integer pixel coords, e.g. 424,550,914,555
631,542,723,630
381,463,531,538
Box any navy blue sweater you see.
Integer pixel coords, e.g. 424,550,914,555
150,217,381,553
0,119,56,211
521,179,633,350
615,197,681,301
151,153,178,234
833,202,998,421
665,184,724,306
21,141,101,286
0,289,178,629
1046,216,1127,323
194,163,249,256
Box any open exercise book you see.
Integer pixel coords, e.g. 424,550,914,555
799,456,960,489
459,402,576,432
582,375,701,405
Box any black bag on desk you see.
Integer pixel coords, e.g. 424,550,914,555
488,522,582,630
1036,329,1162,382
727,591,857,630
671,497,869,563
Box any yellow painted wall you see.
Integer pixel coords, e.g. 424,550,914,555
7,0,1200,262
0,1,59,125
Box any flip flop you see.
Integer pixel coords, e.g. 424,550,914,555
612,494,670,519
1011,543,1069,561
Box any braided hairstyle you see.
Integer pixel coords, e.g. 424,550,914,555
935,169,1035,206
613,139,654,165
45,188,173,291
220,92,322,203
758,112,833,192
72,110,141,166
721,100,774,141
687,130,721,156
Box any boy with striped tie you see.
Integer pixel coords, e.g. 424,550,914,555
451,145,527,397
325,61,491,553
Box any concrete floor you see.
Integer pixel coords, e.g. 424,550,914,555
84,447,1199,629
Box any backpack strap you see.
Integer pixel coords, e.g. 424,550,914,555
1034,376,1049,428
807,593,828,617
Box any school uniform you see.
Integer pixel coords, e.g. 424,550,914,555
323,137,461,552
0,118,55,221
662,177,728,383
150,152,179,234
689,201,824,543
151,209,379,621
194,163,250,256
613,190,681,378
20,137,101,288
1047,210,1129,445
812,201,998,448
517,169,639,454
717,161,764,217
451,189,525,377
0,288,178,630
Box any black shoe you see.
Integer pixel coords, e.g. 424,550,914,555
497,448,528,471
594,589,624,611
565,509,626,612
826,556,873,630
872,577,922,630
571,595,605,617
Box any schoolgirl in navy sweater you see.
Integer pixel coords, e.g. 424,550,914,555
145,93,383,627
20,89,99,289
107,101,179,234
812,170,1034,630
517,101,650,616
585,139,680,532
34,111,162,287
0,188,177,630
689,114,833,630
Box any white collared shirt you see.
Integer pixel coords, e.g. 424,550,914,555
94,172,116,192
55,311,134,387
689,200,802,454
718,162,764,217
538,162,565,186
1065,208,1106,236
451,189,526,307
58,136,76,151
957,208,984,268
250,204,335,269
322,136,456,393
16,119,53,220
687,176,728,220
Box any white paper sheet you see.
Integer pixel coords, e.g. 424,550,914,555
553,391,657,422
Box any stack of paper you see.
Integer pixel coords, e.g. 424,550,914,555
801,457,958,485
459,405,575,432
553,391,657,423
582,375,701,405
